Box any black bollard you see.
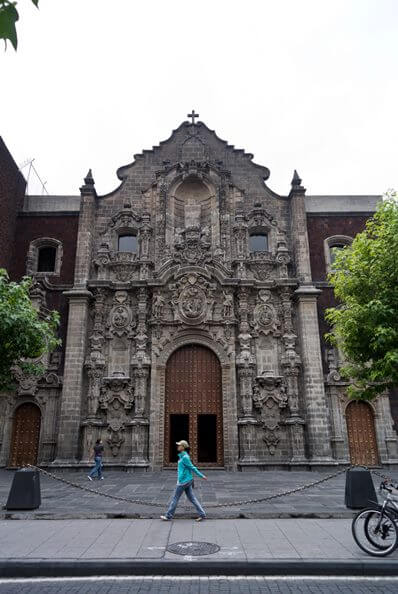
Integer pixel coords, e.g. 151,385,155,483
345,467,377,509
6,468,41,510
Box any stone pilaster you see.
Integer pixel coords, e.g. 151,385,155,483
74,170,97,288
288,170,312,283
295,286,333,462
54,289,92,462
54,171,97,463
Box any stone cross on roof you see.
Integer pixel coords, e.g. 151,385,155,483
187,110,199,124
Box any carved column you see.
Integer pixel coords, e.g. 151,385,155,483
236,287,257,462
130,288,150,465
280,287,307,463
81,290,106,463
233,213,248,279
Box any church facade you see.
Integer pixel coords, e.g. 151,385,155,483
0,118,397,471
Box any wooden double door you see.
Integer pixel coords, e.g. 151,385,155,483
9,403,41,467
346,401,379,466
164,345,224,466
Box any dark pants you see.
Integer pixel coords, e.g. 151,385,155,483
165,482,206,519
89,456,103,479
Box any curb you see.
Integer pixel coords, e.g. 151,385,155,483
0,559,397,578
0,511,357,520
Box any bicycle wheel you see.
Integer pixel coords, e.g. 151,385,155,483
364,511,395,550
352,508,398,556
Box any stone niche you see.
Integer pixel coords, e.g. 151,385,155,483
174,178,212,230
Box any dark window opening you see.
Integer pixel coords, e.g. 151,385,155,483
118,234,137,253
330,244,346,266
249,233,268,252
169,414,189,463
37,246,57,272
198,414,217,463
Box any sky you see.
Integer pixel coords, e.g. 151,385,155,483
1,0,397,196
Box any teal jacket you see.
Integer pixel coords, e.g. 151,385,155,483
177,451,205,485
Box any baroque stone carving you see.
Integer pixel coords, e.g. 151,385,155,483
152,291,166,319
173,226,212,266
106,291,136,338
253,371,288,454
99,373,134,456
222,291,234,319
252,290,280,336
170,273,215,325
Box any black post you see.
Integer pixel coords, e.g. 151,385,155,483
6,468,41,510
345,467,377,509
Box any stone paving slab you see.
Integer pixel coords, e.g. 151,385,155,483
1,468,392,519
0,518,397,563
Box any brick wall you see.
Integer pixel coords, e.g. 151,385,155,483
9,213,79,372
9,214,78,284
0,137,26,271
307,214,369,281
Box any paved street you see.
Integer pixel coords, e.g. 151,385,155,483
1,467,392,519
0,517,396,562
0,576,398,593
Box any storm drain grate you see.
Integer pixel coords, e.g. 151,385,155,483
167,541,220,556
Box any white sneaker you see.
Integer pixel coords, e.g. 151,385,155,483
87,476,93,481
160,515,170,521
100,477,104,480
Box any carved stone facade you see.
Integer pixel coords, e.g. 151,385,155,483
1,119,397,470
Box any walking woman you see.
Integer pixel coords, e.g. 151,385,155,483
161,440,207,521
87,438,104,481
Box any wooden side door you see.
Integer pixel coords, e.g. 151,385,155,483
9,403,41,467
346,401,379,466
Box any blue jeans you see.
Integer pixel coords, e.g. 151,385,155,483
89,456,103,479
165,482,206,519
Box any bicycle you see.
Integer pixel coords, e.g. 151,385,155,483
352,480,398,556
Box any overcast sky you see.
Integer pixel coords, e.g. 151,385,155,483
1,0,397,196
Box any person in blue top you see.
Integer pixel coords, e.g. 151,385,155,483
161,440,207,522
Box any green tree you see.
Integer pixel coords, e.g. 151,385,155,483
0,0,38,50
0,269,60,391
326,193,398,400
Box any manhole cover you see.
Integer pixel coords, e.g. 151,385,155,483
167,541,220,556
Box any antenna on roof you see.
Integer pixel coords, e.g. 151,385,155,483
18,158,49,195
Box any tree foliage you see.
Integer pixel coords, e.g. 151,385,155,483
326,194,398,400
0,269,60,391
0,0,38,50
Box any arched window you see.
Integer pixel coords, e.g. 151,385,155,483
26,238,63,276
249,232,268,253
118,233,137,253
37,246,57,272
324,235,353,274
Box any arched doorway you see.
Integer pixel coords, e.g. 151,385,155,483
164,344,223,466
9,403,41,467
346,401,379,466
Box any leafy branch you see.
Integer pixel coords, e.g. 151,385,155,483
0,0,38,50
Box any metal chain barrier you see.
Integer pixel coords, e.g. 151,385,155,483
26,464,352,509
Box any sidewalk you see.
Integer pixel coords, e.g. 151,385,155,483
0,467,383,519
0,518,397,577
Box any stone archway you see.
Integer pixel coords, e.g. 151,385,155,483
346,401,379,466
164,344,223,466
149,332,238,470
9,402,41,467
